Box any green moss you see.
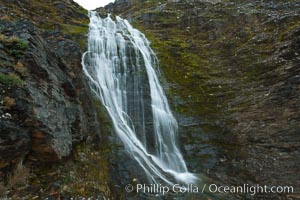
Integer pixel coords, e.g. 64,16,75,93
278,20,300,42
25,141,112,198
0,36,28,58
0,73,24,86
129,0,299,120
59,143,111,197
60,23,88,50
60,24,88,35
0,0,89,50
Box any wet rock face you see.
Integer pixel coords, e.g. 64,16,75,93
0,14,101,179
1,22,57,161
23,28,79,160
0,120,30,173
107,0,300,199
0,0,113,198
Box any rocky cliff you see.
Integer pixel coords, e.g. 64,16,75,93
0,0,113,198
0,0,299,199
107,0,300,199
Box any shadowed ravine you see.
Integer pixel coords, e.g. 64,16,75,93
82,11,197,185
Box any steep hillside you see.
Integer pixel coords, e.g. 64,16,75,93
107,0,300,199
0,0,113,198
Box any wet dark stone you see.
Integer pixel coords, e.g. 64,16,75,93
0,19,101,176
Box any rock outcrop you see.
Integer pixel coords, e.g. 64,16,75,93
107,0,300,199
0,0,112,198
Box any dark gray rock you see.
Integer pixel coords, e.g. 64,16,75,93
0,19,102,175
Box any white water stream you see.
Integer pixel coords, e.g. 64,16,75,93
82,11,196,184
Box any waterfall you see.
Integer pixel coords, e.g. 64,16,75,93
82,11,196,184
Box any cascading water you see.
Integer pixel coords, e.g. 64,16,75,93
82,11,197,184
